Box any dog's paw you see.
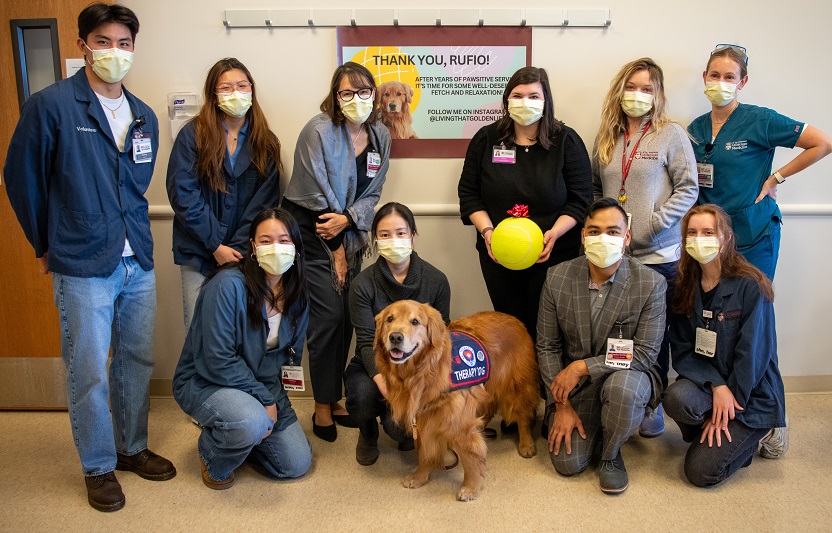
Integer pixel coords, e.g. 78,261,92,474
456,485,480,502
518,442,537,458
402,474,429,489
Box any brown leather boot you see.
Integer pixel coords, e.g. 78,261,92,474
116,449,176,481
85,472,125,512
200,454,235,490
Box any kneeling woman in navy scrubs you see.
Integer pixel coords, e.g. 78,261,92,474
664,204,786,487
174,207,311,489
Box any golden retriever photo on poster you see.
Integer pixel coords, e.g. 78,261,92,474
377,81,419,139
374,300,539,501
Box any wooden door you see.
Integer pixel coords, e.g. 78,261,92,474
0,0,103,408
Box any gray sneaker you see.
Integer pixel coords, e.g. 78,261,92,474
759,416,789,459
599,451,628,494
639,404,665,438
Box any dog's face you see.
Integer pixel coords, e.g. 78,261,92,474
375,300,444,365
378,81,413,114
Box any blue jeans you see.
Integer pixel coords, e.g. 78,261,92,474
180,265,206,332
192,388,311,481
52,257,156,476
663,379,769,487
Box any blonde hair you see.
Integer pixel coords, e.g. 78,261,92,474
594,58,671,167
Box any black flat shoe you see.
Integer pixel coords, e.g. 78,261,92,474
332,412,359,428
500,420,518,434
312,413,337,442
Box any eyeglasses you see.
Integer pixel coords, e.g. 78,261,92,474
216,81,252,94
337,88,373,102
712,44,748,65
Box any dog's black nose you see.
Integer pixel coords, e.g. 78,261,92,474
388,103,396,111
389,332,404,345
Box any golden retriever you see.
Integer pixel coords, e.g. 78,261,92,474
374,300,539,501
377,81,419,140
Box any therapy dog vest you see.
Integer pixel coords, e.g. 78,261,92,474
449,331,490,390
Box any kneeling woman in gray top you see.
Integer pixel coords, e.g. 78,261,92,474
173,207,311,489
345,202,451,465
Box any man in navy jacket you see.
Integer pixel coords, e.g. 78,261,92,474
4,3,175,512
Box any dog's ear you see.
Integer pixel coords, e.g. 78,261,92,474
423,303,446,349
373,310,387,352
405,84,413,103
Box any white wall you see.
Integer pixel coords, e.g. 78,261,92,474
121,0,832,385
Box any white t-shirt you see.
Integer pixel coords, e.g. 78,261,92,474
266,313,282,350
95,91,135,257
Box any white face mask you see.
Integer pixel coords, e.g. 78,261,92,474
621,91,654,118
376,238,412,265
339,96,375,124
255,243,296,275
507,98,545,126
704,81,737,107
85,43,133,83
584,234,625,268
217,91,252,118
685,237,721,264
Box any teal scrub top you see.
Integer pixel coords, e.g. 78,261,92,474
688,103,803,245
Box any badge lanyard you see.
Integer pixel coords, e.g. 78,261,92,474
618,121,651,203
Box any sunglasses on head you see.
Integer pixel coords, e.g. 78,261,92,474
712,43,748,65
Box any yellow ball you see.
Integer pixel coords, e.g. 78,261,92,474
490,218,544,270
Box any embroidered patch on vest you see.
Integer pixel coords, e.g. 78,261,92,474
449,331,490,390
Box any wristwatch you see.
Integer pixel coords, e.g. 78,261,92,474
773,171,786,184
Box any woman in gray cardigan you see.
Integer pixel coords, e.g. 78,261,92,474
282,62,391,442
592,58,698,438
345,203,451,465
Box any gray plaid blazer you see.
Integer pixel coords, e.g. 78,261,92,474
536,255,667,406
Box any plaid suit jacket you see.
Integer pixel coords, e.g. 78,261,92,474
536,255,667,406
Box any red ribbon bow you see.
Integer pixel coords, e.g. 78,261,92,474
506,204,530,218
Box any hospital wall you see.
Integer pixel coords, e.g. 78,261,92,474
119,0,832,394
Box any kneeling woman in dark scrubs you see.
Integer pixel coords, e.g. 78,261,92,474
664,204,786,487
174,207,311,489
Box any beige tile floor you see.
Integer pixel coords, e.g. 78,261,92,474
1,394,830,532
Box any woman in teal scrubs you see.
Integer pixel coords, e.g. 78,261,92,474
688,44,832,279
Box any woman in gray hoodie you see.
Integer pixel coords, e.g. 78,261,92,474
592,58,698,438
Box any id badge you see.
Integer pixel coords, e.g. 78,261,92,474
281,365,305,391
605,338,634,369
132,133,152,164
367,151,381,177
695,328,717,357
492,146,516,164
697,162,714,188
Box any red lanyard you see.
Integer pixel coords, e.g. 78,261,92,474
618,121,651,203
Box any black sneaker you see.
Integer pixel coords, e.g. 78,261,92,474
599,451,628,494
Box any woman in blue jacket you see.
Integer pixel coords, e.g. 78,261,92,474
664,204,786,487
167,58,282,330
173,207,311,489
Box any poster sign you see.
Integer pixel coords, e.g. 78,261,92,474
337,26,531,158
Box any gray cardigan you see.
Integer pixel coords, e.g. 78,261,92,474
592,121,698,261
284,113,391,259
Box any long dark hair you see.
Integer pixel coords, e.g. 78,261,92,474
194,58,282,192
674,204,773,314
495,66,561,149
320,61,379,126
206,208,308,331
